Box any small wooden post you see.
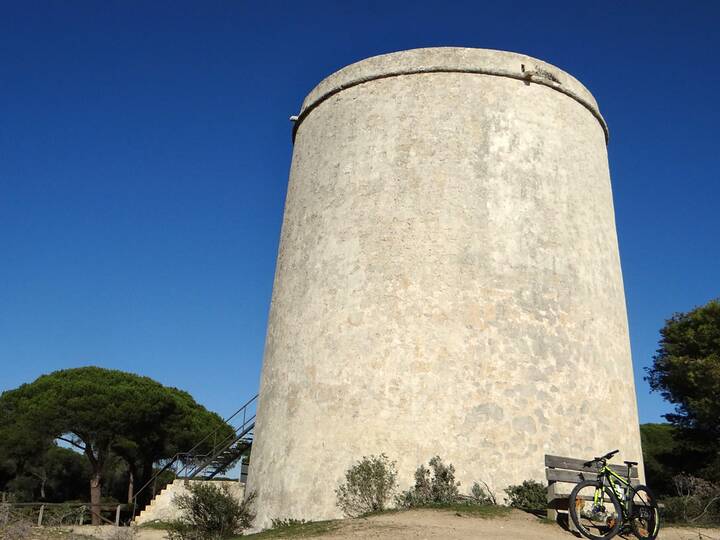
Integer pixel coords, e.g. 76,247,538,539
78,505,85,525
37,504,45,526
115,505,122,526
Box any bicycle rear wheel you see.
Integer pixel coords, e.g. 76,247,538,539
629,484,660,540
569,480,623,540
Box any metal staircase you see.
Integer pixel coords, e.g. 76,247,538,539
184,420,254,479
132,394,258,517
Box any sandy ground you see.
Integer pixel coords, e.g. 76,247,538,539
59,510,720,540
312,510,720,540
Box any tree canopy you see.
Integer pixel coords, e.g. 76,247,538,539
0,367,234,523
646,298,720,480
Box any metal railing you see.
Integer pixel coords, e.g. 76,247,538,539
131,394,258,517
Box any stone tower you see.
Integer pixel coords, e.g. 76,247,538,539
247,47,643,527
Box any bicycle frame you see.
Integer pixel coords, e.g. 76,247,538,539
594,466,632,510
593,464,653,522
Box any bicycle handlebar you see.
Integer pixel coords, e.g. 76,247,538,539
584,449,620,467
597,449,619,461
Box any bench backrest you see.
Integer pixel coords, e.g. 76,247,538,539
545,454,639,484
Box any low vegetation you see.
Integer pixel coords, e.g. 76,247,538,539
661,474,720,525
504,479,547,512
335,453,503,523
242,519,341,539
470,480,497,505
335,454,398,517
0,518,32,540
397,456,461,507
165,483,255,539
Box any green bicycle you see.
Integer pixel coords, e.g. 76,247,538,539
568,449,660,540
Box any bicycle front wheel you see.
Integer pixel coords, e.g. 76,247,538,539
629,484,660,540
569,480,623,540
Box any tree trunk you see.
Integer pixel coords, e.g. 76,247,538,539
29,469,47,500
137,459,155,507
83,440,107,526
127,469,134,504
90,469,102,525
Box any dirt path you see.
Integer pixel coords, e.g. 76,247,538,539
310,509,720,540
63,510,720,540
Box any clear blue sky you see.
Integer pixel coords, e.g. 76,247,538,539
1,1,718,425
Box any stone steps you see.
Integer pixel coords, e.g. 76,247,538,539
134,479,245,525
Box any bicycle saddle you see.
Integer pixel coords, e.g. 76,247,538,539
624,460,638,466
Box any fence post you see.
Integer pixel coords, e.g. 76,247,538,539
78,505,85,525
115,504,122,526
37,504,45,526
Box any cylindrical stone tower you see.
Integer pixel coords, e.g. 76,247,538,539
248,47,643,527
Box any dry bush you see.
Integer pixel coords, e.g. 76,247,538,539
106,526,137,540
470,481,497,505
335,454,398,517
661,474,720,524
397,456,461,507
166,483,255,540
0,511,32,540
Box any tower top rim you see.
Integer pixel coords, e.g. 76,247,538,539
293,47,608,144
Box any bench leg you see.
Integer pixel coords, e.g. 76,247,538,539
548,481,578,532
547,482,558,522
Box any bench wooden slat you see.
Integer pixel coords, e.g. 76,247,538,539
545,454,638,479
547,468,596,483
547,468,641,485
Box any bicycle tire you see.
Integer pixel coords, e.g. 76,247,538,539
569,480,624,540
628,484,660,540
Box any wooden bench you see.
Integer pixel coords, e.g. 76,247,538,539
545,454,639,531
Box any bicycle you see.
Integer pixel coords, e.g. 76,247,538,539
568,449,660,540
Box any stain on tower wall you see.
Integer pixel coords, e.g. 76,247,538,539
247,47,643,528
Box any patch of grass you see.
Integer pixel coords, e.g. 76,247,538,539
31,529,97,540
239,519,341,539
419,502,511,518
137,520,173,530
363,503,510,519
359,507,405,518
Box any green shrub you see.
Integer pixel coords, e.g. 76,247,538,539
504,480,546,512
335,454,398,517
398,456,461,507
470,481,497,505
166,483,255,540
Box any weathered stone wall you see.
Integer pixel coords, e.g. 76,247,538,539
247,47,643,528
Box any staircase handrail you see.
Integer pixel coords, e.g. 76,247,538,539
186,415,256,478
131,394,258,513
